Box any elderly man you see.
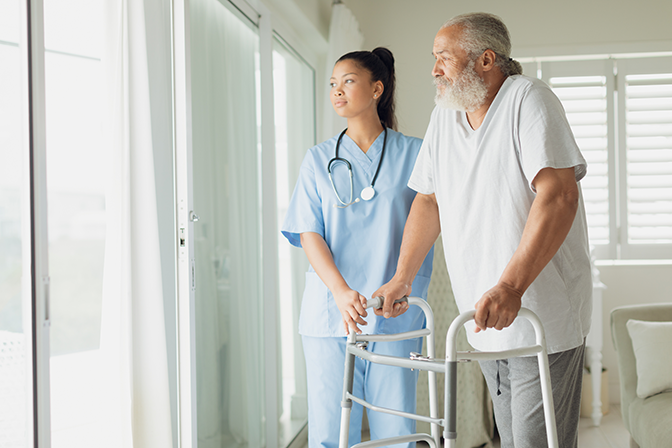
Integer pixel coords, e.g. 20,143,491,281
374,12,592,448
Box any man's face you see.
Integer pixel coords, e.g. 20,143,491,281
432,26,488,112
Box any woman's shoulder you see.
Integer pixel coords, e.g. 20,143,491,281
303,135,338,162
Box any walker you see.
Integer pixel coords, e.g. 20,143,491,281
338,297,559,448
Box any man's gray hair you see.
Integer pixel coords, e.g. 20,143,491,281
441,12,523,77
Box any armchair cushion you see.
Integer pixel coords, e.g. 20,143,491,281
628,392,672,448
626,319,672,398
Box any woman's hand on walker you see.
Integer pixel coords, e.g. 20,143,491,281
372,279,411,319
333,287,368,334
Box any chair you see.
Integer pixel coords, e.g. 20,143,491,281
610,303,672,448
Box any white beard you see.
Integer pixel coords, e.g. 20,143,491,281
434,59,488,112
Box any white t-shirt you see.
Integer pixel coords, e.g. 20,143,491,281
409,75,593,354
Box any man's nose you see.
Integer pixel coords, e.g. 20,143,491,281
431,60,443,78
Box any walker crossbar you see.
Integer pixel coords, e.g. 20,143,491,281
347,433,437,448
346,346,447,373
347,393,444,425
353,328,431,342
456,345,544,361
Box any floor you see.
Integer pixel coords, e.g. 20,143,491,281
296,404,632,448
484,404,631,448
575,405,631,448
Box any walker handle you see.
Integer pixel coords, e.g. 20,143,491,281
367,296,408,310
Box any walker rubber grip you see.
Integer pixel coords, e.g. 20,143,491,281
368,296,408,310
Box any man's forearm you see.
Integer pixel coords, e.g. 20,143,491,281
499,168,579,294
394,193,441,285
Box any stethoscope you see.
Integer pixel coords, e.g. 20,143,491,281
327,127,388,208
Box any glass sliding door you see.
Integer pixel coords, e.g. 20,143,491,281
272,35,314,447
41,1,106,446
189,1,264,447
0,1,32,445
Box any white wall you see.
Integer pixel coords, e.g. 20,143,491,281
344,0,672,139
340,0,672,404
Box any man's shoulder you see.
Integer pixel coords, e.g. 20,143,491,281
502,75,561,112
506,74,551,95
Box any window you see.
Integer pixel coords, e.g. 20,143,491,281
273,34,314,446
524,55,672,259
0,1,31,445
43,0,106,445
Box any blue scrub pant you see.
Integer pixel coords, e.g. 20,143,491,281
302,335,422,448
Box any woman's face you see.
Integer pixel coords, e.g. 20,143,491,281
329,59,382,120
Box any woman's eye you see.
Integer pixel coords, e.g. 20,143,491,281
345,79,354,84
329,82,336,88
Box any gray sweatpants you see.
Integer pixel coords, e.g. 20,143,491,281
479,341,585,448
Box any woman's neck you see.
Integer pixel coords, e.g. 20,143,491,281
345,113,385,154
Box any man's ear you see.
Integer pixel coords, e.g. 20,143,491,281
480,49,497,72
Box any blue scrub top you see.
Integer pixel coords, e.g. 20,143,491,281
282,129,434,337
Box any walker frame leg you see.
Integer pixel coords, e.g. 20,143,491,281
339,332,357,448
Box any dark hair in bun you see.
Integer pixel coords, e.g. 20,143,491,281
337,47,397,131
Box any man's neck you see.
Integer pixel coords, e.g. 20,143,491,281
466,75,508,130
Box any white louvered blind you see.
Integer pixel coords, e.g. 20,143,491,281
549,75,611,246
522,56,672,259
623,73,672,244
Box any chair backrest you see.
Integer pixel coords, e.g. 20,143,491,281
610,303,672,431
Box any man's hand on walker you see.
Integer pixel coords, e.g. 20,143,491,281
372,279,411,319
474,282,522,332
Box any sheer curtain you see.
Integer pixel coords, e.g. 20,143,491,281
189,1,264,447
99,0,173,447
321,2,363,140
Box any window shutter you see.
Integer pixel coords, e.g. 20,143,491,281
618,57,672,259
542,60,616,258
624,74,672,242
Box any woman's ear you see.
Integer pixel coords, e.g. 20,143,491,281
374,80,384,99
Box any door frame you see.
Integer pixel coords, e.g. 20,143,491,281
20,0,51,446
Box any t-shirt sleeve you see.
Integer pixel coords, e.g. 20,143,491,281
517,81,587,192
280,151,325,248
408,108,438,195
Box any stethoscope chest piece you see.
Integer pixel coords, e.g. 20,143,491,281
360,186,375,201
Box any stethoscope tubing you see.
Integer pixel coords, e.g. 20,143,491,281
327,127,388,208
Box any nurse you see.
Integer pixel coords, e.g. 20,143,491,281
281,47,434,447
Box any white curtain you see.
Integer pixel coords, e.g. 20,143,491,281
99,1,173,447
189,1,263,447
321,2,364,141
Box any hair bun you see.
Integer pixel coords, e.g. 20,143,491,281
372,47,395,74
